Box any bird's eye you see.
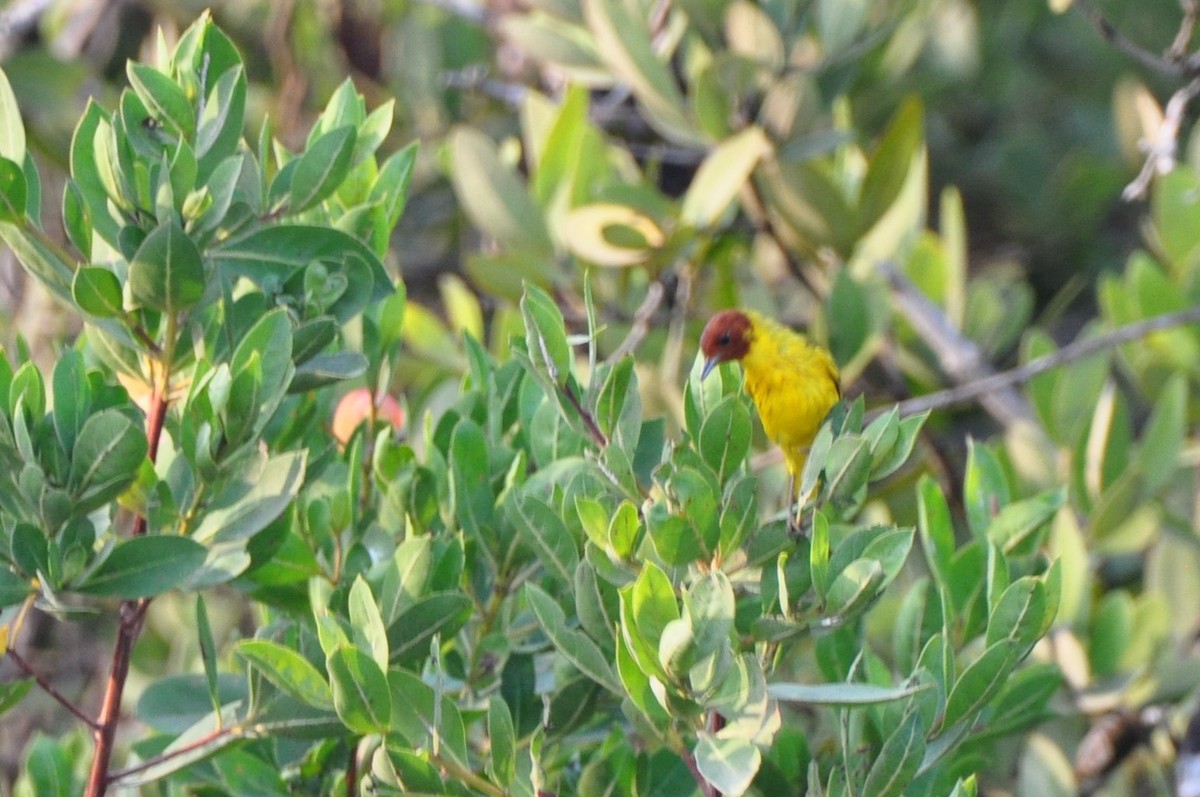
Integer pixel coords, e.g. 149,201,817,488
718,332,731,345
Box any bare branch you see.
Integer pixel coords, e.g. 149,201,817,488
6,647,100,731
882,263,1037,427
1170,0,1198,59
606,281,666,363
1122,76,1200,200
890,303,1200,418
1074,0,1188,77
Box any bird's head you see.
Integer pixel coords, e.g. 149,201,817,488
699,309,753,379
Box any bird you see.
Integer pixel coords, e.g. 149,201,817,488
699,308,841,522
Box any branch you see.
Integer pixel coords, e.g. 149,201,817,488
882,263,1037,428
561,380,608,447
1074,0,1189,77
105,724,239,782
606,281,666,363
86,338,174,796
1073,0,1200,199
1170,0,1198,59
682,746,719,797
889,303,1200,419
1121,75,1200,200
6,647,100,730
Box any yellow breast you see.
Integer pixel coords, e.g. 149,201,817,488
739,312,840,478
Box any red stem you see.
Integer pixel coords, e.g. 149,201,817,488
84,382,169,797
106,724,237,782
346,740,359,797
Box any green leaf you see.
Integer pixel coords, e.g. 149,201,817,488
192,450,306,544
941,641,1018,730
681,126,771,227
76,536,206,598
112,703,244,787
194,596,221,717
695,732,760,797
10,360,43,427
520,284,572,385
1135,373,1185,494
235,639,333,710
348,575,389,670
1152,168,1200,272
986,576,1047,653
70,102,120,246
684,572,735,662
387,592,473,666
377,536,433,624
290,351,368,392
698,393,752,482
138,672,241,734
582,0,704,146
327,645,390,735
0,567,31,608
0,678,33,715
128,218,206,313
72,267,124,318
0,156,27,222
211,224,392,301
824,558,884,618
963,439,1011,536
196,65,247,179
62,181,91,258
127,62,195,137
0,67,25,165
767,680,929,705
487,696,517,787
369,143,417,235
917,475,954,590
511,492,577,586
19,734,77,797
861,711,925,797
51,350,87,455
448,126,552,254
526,582,621,694
984,489,1064,554
67,408,148,512
449,418,495,546
388,669,471,769
290,125,357,213
0,221,75,301
1016,734,1075,797
858,98,924,233
621,561,678,679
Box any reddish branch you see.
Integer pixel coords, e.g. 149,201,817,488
105,724,238,782
84,380,170,797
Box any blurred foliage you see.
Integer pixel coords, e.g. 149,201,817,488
0,0,1199,795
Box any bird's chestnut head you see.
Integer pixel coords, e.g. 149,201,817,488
699,309,753,379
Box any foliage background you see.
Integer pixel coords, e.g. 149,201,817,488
0,0,1198,795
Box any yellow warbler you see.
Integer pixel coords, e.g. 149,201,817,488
700,308,840,498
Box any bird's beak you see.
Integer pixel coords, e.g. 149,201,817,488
701,356,720,380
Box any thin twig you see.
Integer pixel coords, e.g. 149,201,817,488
606,281,666,363
883,263,1036,427
105,724,239,782
1170,0,1198,59
6,647,100,730
562,381,608,447
1122,75,1200,200
682,746,719,797
345,740,359,797
889,304,1200,419
1074,0,1188,77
